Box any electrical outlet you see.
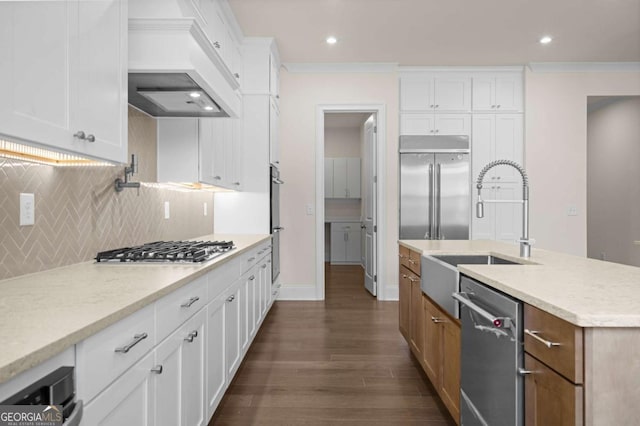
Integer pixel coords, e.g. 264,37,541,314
567,205,578,216
203,202,208,216
306,204,314,215
164,201,170,219
19,193,35,226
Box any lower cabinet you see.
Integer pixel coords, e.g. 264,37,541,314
399,268,411,340
409,271,423,357
205,296,226,420
224,282,242,381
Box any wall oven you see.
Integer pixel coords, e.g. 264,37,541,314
270,165,283,282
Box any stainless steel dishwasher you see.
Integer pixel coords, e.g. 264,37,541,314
453,275,524,426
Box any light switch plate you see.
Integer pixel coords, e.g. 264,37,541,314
164,201,170,219
567,205,578,216
20,193,35,226
306,204,314,215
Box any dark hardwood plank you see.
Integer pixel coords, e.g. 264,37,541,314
210,264,455,425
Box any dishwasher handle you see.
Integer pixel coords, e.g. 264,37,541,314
453,292,512,328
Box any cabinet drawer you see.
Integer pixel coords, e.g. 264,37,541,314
408,249,421,276
209,257,242,302
399,245,411,270
241,242,269,274
524,304,583,383
76,304,155,403
524,353,583,426
156,275,207,343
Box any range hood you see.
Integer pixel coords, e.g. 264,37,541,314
128,18,241,118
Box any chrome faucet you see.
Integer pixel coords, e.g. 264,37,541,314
115,154,141,193
476,160,533,258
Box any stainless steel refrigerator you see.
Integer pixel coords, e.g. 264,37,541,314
399,135,470,240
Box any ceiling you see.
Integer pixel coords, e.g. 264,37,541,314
324,112,372,129
228,0,640,65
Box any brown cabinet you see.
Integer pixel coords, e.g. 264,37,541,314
398,268,410,341
409,273,423,356
422,294,461,424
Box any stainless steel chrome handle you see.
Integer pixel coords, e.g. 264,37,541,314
184,330,198,343
430,104,434,108
151,365,163,374
74,131,86,140
234,182,240,186
452,293,512,328
262,264,267,269
436,163,442,239
214,176,221,180
276,95,280,99
402,274,408,279
407,276,417,283
407,258,416,265
273,291,277,296
234,73,240,78
431,316,445,323
227,295,235,302
249,275,256,281
361,224,366,229
86,134,95,143
181,296,200,308
214,41,221,48
435,104,439,108
398,254,405,258
115,332,148,353
248,257,256,262
524,329,560,348
496,104,501,108
272,178,284,184
273,227,284,233
427,163,433,239
518,368,534,375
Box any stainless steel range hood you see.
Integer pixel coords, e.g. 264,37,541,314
128,18,241,118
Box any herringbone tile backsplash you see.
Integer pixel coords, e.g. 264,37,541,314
0,108,214,280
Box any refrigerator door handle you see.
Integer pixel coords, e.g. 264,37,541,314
436,163,442,239
427,163,433,239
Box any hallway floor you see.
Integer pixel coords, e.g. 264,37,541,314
210,264,455,425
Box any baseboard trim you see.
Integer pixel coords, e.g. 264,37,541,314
383,285,399,301
277,285,320,301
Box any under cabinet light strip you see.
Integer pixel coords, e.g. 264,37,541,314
0,140,112,167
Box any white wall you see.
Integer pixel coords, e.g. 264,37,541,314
524,69,640,256
587,96,640,266
278,69,399,298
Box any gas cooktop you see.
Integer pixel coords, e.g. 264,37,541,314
95,240,235,263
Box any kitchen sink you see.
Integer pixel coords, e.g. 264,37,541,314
421,254,524,319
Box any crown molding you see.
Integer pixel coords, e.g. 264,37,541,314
282,62,398,73
528,62,640,73
399,65,525,73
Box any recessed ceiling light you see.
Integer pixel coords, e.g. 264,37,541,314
189,92,201,98
204,105,214,111
539,36,553,44
326,36,337,45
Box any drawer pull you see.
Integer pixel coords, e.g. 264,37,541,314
180,296,200,308
518,368,534,376
398,254,405,258
248,257,256,262
431,316,445,323
249,275,256,281
272,291,277,296
525,329,561,348
151,365,163,374
227,295,235,302
184,330,198,343
115,332,148,353
262,264,267,269
408,258,416,264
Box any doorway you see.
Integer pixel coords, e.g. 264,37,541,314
316,104,386,301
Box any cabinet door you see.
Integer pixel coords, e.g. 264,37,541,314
422,295,441,385
181,309,207,426
260,260,270,318
72,0,127,163
324,159,334,198
524,354,583,426
206,297,226,419
199,118,217,185
251,272,261,333
471,114,496,181
269,53,280,99
244,272,256,345
494,74,523,112
434,114,471,136
0,2,72,152
231,39,243,88
211,6,229,68
225,284,242,381
346,157,361,198
155,329,184,426
409,277,424,357
495,183,523,243
433,76,471,112
332,158,348,198
440,318,461,422
269,97,280,165
398,269,411,340
400,113,434,135
83,351,155,426
215,119,231,186
330,231,347,263
230,116,243,190
472,186,496,240
400,78,433,111
472,76,495,111
493,114,523,182
346,229,362,263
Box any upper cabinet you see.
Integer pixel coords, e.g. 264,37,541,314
325,158,361,199
400,74,471,113
472,73,523,112
242,38,281,99
0,0,127,163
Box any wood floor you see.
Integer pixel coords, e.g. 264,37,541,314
210,264,455,425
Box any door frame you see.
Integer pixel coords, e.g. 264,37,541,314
315,104,387,300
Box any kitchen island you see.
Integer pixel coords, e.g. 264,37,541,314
399,239,640,426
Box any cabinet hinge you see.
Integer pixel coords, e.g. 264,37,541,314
374,275,377,282
374,225,377,233
374,126,377,133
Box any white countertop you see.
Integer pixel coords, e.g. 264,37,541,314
399,240,640,328
0,234,270,384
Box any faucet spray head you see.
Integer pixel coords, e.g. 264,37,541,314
476,186,484,218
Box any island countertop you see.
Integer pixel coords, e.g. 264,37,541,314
0,234,271,385
399,239,640,328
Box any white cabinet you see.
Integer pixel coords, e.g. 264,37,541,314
199,118,230,187
471,114,523,183
472,73,523,112
154,327,182,426
0,0,127,163
472,183,523,243
82,351,155,426
400,75,471,112
326,158,361,199
180,310,207,426
205,295,226,419
270,97,280,165
224,283,242,381
400,113,471,136
330,222,362,264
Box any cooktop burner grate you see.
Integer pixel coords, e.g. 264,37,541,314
95,240,235,263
